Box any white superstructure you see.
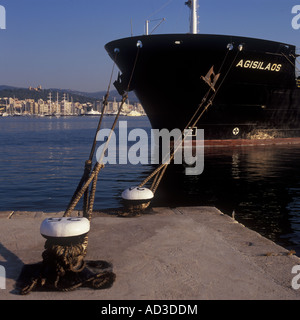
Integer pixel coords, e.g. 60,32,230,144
185,0,198,34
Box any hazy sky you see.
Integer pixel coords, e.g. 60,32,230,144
1,0,300,92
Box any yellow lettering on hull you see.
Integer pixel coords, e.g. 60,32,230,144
236,59,282,72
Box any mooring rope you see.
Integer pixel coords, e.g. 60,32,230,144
282,52,300,75
191,49,241,128
18,45,142,295
64,50,119,217
138,45,241,195
64,44,140,218
84,46,141,214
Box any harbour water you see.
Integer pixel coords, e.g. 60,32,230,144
1,116,300,254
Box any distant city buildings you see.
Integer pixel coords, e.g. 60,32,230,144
29,85,42,91
0,94,146,117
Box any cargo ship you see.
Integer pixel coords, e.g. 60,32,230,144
105,0,300,145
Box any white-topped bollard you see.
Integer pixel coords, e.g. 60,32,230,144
121,187,154,213
16,216,116,293
121,186,154,201
40,217,90,244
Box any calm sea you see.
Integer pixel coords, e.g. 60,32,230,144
1,116,300,254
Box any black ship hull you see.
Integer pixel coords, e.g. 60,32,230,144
105,34,300,145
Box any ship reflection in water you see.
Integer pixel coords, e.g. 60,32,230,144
152,145,300,255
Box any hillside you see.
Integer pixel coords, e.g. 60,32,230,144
0,86,138,103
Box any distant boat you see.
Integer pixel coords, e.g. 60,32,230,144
127,110,143,117
85,108,101,116
2,112,9,117
107,111,119,116
106,110,128,116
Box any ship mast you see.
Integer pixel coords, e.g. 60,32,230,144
185,0,198,34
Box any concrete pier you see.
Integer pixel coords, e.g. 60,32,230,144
0,206,300,300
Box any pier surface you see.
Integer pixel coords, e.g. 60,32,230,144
0,206,300,300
